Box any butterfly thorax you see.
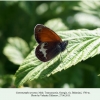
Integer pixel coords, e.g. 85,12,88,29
59,40,68,52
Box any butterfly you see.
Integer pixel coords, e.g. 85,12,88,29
34,24,68,62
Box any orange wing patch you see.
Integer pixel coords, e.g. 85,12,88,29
34,24,62,43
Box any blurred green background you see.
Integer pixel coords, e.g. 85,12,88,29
0,1,100,88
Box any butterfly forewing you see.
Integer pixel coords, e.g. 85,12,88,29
34,24,62,43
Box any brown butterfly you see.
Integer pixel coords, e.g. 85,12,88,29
34,24,68,62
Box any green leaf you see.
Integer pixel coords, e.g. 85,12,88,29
15,28,100,86
74,0,100,17
45,18,68,31
3,37,29,65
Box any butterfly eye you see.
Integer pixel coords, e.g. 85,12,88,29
44,42,48,46
38,28,42,32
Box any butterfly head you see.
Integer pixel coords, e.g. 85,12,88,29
59,40,68,52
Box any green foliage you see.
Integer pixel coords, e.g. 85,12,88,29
0,1,100,88
15,26,100,86
74,0,100,17
45,18,68,31
0,75,15,88
3,37,29,65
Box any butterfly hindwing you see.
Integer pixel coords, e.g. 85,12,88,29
35,42,62,62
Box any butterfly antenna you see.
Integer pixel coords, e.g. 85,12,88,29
59,53,62,62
